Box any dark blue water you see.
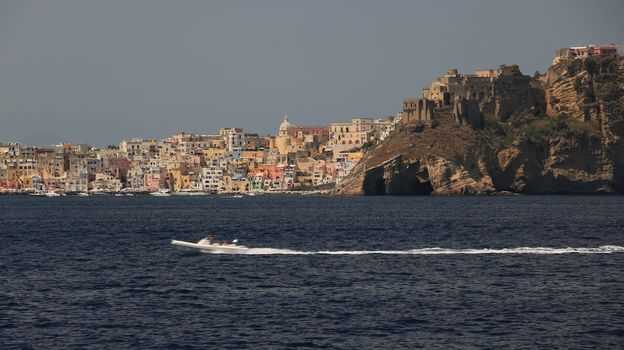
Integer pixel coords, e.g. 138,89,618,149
1,196,623,349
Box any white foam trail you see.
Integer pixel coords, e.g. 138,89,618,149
202,245,624,255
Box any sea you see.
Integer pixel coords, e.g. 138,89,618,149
1,195,623,349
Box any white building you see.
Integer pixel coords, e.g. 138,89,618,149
120,138,143,156
219,128,245,152
91,172,122,192
66,173,89,192
202,166,223,193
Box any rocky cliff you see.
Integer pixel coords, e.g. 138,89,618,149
334,57,624,195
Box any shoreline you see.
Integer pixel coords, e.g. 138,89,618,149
0,190,620,197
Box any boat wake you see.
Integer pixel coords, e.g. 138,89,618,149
203,245,624,255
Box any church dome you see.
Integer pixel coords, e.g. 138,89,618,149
279,115,293,132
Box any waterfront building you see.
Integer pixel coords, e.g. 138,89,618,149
0,163,7,190
91,172,122,192
127,167,145,190
14,159,37,189
143,167,169,191
202,166,223,193
221,176,249,193
250,173,265,192
313,160,331,186
283,166,296,189
65,173,89,192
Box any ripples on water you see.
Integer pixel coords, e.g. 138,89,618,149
1,196,623,349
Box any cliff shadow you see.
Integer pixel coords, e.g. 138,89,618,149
362,158,433,196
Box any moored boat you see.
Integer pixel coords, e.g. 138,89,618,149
150,189,171,196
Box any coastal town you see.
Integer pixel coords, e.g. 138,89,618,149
0,115,397,196
1,44,622,196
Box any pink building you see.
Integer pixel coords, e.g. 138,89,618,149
143,168,169,191
108,157,131,179
289,125,330,139
251,164,284,182
593,45,617,58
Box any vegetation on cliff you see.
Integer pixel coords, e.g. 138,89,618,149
482,113,599,145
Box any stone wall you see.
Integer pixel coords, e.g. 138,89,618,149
401,98,435,124
480,74,534,121
453,100,483,129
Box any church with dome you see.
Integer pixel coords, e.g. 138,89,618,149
274,115,304,156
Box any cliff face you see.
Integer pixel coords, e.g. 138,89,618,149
333,121,498,196
334,57,624,195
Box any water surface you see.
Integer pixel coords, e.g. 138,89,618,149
1,196,623,349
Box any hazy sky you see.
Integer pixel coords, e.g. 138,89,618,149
0,0,622,146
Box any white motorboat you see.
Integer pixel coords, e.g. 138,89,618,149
77,192,90,197
171,237,248,254
45,191,61,197
150,189,171,197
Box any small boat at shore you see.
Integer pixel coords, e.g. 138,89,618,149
171,236,248,253
150,189,171,197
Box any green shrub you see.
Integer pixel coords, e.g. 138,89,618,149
595,81,621,100
522,114,592,143
481,113,595,145
566,59,583,75
500,64,523,76
482,114,517,144
584,57,598,76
